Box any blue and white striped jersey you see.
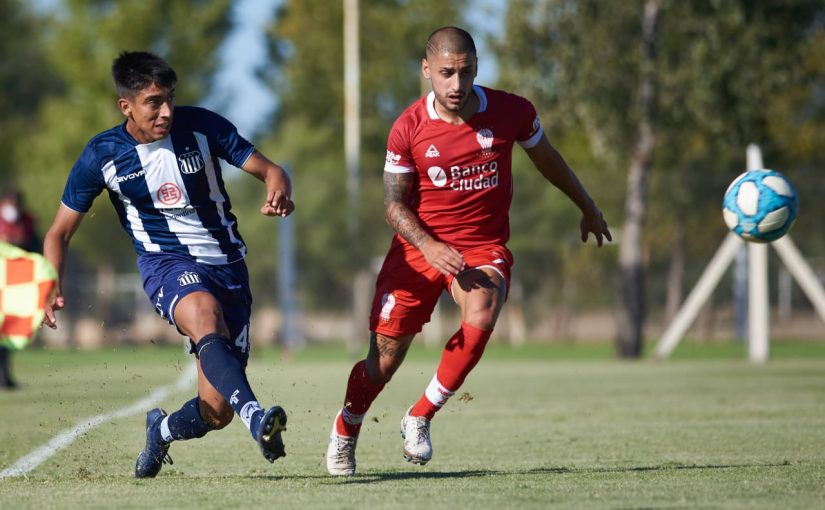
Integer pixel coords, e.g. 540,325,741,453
62,106,255,265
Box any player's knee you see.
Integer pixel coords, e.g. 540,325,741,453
177,293,228,338
463,308,498,331
192,303,224,329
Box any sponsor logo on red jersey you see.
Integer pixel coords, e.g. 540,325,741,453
427,166,448,187
426,162,500,191
448,160,499,191
386,150,401,165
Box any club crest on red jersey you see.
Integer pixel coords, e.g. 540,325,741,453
476,128,494,158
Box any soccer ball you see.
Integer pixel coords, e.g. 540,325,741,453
722,169,799,243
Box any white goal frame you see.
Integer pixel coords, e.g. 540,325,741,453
652,144,825,362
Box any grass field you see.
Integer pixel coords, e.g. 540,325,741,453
1,341,824,509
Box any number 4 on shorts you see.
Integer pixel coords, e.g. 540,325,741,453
235,324,249,353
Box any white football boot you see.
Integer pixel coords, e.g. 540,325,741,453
326,411,357,476
400,406,432,465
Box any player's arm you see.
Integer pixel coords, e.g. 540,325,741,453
384,171,464,275
241,149,295,217
525,135,612,247
42,204,85,328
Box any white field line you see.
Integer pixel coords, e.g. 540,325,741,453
0,363,196,479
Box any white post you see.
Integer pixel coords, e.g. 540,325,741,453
772,236,825,324
343,0,360,212
653,233,742,359
746,144,769,363
748,242,769,362
344,0,365,353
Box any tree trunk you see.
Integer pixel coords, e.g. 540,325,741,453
616,0,661,358
664,222,685,323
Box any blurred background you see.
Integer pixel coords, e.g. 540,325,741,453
2,0,823,357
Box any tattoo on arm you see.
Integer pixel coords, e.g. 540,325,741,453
384,172,430,249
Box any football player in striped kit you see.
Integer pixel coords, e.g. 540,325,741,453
43,51,294,478
326,27,611,475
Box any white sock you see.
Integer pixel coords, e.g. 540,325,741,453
160,416,173,442
424,375,455,408
240,401,263,430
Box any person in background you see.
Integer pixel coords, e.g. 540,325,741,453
0,189,39,253
0,188,42,389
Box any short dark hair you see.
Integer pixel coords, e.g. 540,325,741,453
111,51,177,98
426,26,477,58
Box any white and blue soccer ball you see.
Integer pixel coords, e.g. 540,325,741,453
722,169,799,243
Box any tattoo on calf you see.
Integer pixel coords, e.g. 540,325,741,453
370,333,410,360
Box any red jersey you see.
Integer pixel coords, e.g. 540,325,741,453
384,85,543,248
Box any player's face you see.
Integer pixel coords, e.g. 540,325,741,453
118,83,175,144
422,51,478,116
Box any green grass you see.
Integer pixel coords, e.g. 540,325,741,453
1,343,824,509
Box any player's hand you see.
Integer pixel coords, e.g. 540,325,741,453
580,209,612,247
43,294,65,330
261,189,295,217
420,239,465,276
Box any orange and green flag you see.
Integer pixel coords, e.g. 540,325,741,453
0,242,57,350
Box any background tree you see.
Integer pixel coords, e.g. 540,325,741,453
0,1,56,188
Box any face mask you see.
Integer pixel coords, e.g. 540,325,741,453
1,203,19,223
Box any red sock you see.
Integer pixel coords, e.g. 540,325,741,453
335,360,386,437
410,322,492,420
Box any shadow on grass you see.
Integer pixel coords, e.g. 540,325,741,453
247,460,794,484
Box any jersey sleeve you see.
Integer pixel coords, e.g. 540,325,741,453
384,115,416,174
196,108,256,168
514,96,544,149
61,143,106,213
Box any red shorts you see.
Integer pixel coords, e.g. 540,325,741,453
369,238,513,337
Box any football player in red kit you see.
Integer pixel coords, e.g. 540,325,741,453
326,26,612,475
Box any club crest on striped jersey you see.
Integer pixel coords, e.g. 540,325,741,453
177,149,204,175
177,271,202,286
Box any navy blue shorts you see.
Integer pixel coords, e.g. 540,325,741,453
137,253,253,364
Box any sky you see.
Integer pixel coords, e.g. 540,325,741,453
202,0,282,137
